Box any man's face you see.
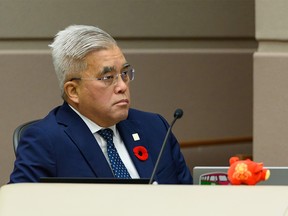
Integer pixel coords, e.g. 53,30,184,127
71,46,131,127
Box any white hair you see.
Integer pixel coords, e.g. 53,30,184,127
49,25,117,98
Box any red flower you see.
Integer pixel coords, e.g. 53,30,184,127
133,146,148,161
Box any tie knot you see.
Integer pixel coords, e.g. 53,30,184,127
97,128,113,142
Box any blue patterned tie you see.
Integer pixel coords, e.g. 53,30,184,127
97,128,131,179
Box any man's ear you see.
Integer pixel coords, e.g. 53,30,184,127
64,81,80,104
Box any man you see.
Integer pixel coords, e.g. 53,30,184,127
9,25,192,184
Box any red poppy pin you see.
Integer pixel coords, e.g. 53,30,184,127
133,146,148,161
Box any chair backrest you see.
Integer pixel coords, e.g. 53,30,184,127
13,120,39,155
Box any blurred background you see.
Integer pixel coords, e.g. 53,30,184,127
1,0,287,186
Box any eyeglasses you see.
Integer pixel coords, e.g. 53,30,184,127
70,67,135,87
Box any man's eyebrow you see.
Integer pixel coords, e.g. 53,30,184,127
100,66,116,75
99,63,130,75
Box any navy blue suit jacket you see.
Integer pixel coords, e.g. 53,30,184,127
10,102,192,184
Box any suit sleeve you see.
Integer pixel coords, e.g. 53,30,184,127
9,125,56,183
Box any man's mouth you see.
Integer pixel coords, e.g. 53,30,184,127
114,99,129,105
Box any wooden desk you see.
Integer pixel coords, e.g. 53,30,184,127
0,183,288,216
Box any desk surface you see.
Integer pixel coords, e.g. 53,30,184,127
0,183,288,216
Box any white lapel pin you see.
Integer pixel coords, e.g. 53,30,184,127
132,133,140,141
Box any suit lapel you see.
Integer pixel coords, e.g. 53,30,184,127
117,119,154,178
56,103,114,178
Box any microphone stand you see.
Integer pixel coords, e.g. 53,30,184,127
149,109,183,184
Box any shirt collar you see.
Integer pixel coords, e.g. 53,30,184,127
68,104,116,134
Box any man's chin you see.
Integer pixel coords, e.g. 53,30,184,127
113,109,129,122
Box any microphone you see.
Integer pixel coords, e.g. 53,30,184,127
149,108,184,184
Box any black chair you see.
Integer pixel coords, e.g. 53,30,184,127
13,120,39,155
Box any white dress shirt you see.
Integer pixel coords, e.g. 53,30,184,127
69,105,140,178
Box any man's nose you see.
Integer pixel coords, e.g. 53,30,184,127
114,74,128,92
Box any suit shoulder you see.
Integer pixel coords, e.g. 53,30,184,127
128,108,158,119
128,108,168,124
22,106,61,132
